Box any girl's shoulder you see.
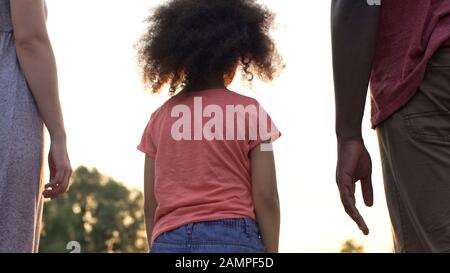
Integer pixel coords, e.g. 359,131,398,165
149,99,171,121
148,92,190,121
152,89,263,118
199,89,261,107
224,89,260,105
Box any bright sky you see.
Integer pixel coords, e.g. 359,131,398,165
45,0,393,253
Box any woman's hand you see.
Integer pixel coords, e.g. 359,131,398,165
43,138,72,199
11,0,72,200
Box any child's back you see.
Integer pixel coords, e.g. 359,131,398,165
139,89,280,245
136,0,283,253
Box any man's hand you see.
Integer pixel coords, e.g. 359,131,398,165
336,138,373,235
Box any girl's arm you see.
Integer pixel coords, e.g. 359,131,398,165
250,143,280,253
143,155,157,249
11,0,71,198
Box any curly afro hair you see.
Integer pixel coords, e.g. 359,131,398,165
137,0,282,95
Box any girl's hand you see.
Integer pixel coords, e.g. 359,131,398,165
43,138,72,199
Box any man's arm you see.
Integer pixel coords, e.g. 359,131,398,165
331,0,380,235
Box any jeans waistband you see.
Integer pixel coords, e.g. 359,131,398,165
192,218,260,234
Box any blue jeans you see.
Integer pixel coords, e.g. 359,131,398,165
151,218,266,253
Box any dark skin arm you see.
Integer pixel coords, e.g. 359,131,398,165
331,0,380,235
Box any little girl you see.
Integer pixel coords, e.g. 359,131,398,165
137,0,282,253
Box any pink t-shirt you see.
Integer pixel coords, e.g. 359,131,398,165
370,0,450,127
138,89,281,243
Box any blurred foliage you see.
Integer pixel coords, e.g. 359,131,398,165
39,166,148,253
340,240,365,253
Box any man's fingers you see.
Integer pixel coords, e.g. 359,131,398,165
361,175,374,207
341,192,370,235
347,204,369,235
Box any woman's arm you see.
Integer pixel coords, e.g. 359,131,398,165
250,143,280,253
11,0,71,198
143,155,157,249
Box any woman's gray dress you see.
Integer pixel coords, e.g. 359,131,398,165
0,0,44,253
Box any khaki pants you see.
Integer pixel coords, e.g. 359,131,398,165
377,47,450,253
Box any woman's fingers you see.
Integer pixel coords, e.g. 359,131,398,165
44,139,72,199
60,167,72,193
43,162,71,199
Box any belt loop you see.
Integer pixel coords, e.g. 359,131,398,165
243,218,251,235
186,223,194,235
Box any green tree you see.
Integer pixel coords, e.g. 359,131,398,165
340,240,365,253
39,166,148,253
